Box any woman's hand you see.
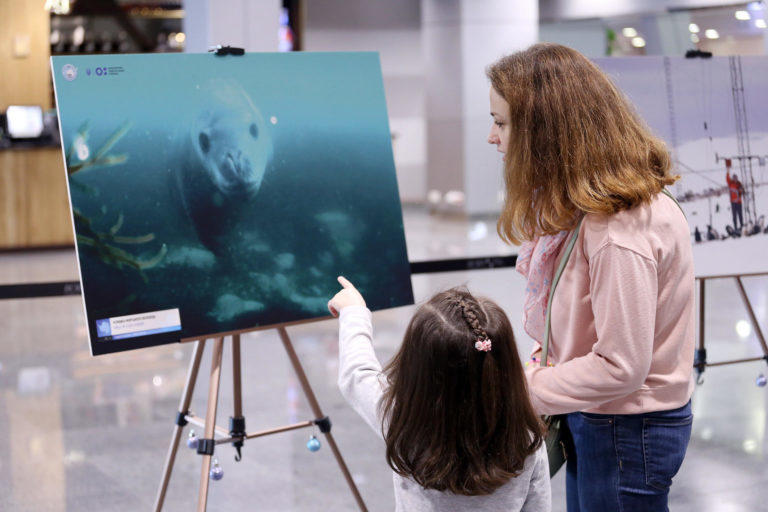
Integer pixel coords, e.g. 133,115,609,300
328,276,366,317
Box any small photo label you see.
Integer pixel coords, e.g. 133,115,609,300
95,308,181,341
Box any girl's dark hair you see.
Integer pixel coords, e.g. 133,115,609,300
380,287,544,496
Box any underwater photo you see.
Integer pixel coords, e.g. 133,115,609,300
51,52,414,355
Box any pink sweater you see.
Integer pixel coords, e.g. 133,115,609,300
524,193,695,415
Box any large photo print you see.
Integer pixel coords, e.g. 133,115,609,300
52,52,414,355
595,56,768,277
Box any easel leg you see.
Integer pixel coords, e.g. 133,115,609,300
231,334,245,461
197,337,225,512
695,279,707,384
154,339,207,512
699,279,706,352
277,327,369,512
735,277,768,357
232,334,243,418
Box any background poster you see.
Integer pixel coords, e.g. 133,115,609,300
52,52,414,355
594,56,768,277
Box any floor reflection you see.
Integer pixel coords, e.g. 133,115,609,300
0,207,765,511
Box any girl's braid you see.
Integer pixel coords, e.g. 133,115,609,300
458,298,490,342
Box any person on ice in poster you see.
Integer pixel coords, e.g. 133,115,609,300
725,158,745,233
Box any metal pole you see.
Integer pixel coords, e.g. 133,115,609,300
215,421,315,444
706,356,767,367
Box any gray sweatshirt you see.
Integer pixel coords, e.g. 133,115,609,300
337,305,552,512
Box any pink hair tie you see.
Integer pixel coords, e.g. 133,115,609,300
474,337,492,352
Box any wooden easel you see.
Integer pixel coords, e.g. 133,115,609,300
153,326,368,512
695,271,768,383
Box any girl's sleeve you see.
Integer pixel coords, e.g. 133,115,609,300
525,242,658,415
521,445,551,512
337,305,387,437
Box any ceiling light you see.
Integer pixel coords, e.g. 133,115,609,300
743,439,757,454
631,37,646,48
689,23,700,33
735,10,751,20
44,0,71,15
705,29,720,39
444,190,465,206
756,19,767,28
622,27,638,38
72,26,85,47
691,33,700,43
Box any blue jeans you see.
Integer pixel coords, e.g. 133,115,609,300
565,401,692,512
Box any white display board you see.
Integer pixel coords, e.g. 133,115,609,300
595,56,768,278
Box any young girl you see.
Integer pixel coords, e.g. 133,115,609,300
328,276,550,511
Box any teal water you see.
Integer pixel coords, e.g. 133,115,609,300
52,52,413,354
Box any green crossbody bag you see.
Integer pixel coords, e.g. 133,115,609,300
540,216,582,478
540,189,683,478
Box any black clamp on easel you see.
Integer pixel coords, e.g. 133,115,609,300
229,415,246,461
208,45,245,56
314,415,332,434
175,410,189,427
685,49,713,59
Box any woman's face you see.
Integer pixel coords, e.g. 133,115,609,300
488,87,511,154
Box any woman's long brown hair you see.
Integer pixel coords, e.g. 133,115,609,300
381,288,544,496
487,43,678,245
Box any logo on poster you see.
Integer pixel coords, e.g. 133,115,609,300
96,318,111,337
62,64,77,81
85,67,109,77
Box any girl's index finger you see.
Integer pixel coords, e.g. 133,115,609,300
337,276,355,289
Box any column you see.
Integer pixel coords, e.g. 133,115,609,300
184,0,281,53
423,0,538,216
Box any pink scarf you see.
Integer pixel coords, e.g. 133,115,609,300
515,231,569,344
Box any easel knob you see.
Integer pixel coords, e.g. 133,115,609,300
307,435,321,452
210,458,224,481
187,430,199,450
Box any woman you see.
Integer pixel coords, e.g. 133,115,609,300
487,43,695,511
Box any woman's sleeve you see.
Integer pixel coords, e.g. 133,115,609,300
525,243,658,415
337,305,387,436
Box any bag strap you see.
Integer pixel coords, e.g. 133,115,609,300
541,218,583,368
661,189,686,218
540,189,683,368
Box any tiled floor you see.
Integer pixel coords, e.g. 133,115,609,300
0,206,766,511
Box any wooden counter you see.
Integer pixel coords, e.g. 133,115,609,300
0,147,74,249
0,0,71,250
